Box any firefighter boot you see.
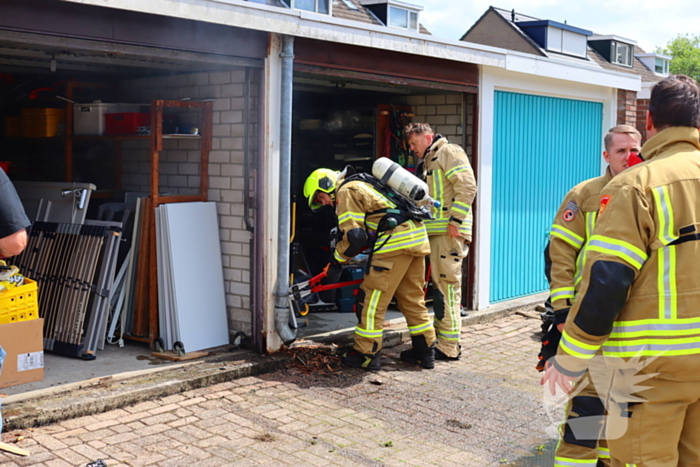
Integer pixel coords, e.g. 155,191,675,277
341,349,381,371
399,335,435,369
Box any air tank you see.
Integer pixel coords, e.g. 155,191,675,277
372,158,439,207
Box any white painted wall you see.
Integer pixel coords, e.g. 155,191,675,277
474,65,617,311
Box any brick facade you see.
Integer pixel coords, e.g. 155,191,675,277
403,93,475,161
120,69,260,337
636,98,649,143
616,89,638,127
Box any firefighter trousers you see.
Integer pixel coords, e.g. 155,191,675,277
429,234,469,358
555,371,610,466
353,252,435,355
607,374,700,466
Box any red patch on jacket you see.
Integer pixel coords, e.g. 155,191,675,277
599,195,611,214
562,209,575,222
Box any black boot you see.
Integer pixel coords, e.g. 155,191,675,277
399,335,435,369
341,349,381,371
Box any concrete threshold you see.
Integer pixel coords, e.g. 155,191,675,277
2,297,543,431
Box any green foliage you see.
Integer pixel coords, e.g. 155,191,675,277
655,34,700,82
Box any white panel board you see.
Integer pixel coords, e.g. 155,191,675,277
161,202,228,352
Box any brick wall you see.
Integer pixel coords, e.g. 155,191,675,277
402,93,475,161
636,98,649,143
119,69,259,337
617,89,637,127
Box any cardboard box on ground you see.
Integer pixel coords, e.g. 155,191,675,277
0,319,44,389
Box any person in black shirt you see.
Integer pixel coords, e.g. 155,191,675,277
0,169,30,257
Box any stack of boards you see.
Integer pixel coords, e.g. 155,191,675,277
155,202,228,354
11,221,122,359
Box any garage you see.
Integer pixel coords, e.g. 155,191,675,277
289,39,479,336
0,0,265,393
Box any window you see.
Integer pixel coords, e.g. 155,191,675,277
389,6,408,28
387,6,419,30
655,57,669,75
292,0,329,14
409,11,418,30
612,41,633,67
341,0,358,9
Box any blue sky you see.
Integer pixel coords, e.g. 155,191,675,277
414,0,700,53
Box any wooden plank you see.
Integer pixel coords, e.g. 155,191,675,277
0,441,30,456
151,350,208,361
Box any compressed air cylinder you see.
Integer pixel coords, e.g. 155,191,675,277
372,157,430,202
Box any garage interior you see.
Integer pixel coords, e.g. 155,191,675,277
290,69,477,338
0,30,260,395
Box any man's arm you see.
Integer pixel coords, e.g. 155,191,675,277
0,171,31,258
553,184,652,377
333,185,368,264
548,189,587,320
442,145,476,236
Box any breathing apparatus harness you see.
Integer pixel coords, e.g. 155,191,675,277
336,169,431,269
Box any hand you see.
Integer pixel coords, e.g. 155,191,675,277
447,224,460,238
556,323,565,333
540,363,577,396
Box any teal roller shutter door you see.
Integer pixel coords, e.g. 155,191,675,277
490,91,603,303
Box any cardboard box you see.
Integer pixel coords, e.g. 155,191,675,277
0,319,44,389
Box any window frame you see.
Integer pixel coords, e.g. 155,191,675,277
291,0,331,15
611,41,633,67
387,5,419,31
655,57,669,75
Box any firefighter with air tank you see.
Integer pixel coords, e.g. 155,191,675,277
303,164,437,371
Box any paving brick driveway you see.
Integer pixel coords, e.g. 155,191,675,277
0,314,556,467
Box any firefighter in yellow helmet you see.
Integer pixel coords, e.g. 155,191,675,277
303,167,436,371
405,123,477,361
543,75,700,465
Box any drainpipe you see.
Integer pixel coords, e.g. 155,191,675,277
273,35,297,346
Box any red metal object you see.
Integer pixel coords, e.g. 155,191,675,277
105,112,150,135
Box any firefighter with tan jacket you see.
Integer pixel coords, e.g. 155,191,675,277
304,167,436,371
405,123,477,360
540,125,641,466
543,75,700,464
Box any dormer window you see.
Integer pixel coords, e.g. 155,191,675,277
635,53,671,76
388,6,418,29
589,36,636,68
655,58,669,74
516,20,592,58
359,0,423,31
291,0,330,14
612,41,632,67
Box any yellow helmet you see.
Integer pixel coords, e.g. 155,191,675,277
303,168,339,211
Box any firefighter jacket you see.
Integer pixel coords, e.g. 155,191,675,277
546,168,613,313
332,179,430,264
422,137,477,241
555,127,700,380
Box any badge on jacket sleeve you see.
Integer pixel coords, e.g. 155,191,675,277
599,195,611,214
562,200,578,222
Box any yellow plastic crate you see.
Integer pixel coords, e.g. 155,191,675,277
0,278,39,324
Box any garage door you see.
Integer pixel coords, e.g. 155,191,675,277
490,91,603,303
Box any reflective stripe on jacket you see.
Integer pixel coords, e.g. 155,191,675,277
547,169,612,312
422,137,477,241
334,180,429,263
557,127,700,380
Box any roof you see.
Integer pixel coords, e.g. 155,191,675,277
332,0,384,26
463,6,660,83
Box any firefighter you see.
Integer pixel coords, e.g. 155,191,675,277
303,168,436,371
540,125,641,467
542,75,700,465
404,123,477,361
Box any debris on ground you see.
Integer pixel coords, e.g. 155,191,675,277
446,419,472,430
286,341,342,375
515,310,541,319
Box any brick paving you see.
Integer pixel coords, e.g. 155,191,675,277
0,315,555,467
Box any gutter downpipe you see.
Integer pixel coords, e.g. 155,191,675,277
273,34,297,346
